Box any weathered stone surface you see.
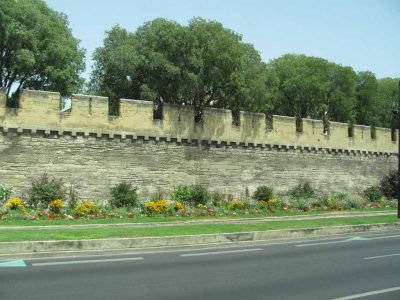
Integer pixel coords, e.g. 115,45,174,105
0,88,398,201
0,131,396,201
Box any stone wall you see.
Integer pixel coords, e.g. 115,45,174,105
0,88,398,200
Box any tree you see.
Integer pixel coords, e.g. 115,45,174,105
267,54,357,129
90,18,271,120
375,77,399,128
355,71,378,126
268,54,330,120
0,0,85,103
325,64,357,123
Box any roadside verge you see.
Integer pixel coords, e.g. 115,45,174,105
1,222,399,255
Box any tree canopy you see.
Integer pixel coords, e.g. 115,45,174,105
90,18,271,120
0,0,85,102
267,54,357,124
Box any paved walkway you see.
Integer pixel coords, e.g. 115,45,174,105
0,210,396,231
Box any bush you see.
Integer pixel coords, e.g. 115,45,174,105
29,173,66,208
68,185,79,209
289,198,313,211
188,185,209,206
170,185,191,202
110,182,138,209
73,201,97,217
143,199,171,216
0,184,14,206
211,191,225,207
253,186,274,201
49,199,63,213
3,197,24,210
289,182,315,199
379,169,399,199
174,201,184,211
259,199,281,211
171,184,209,206
229,199,246,210
362,186,383,202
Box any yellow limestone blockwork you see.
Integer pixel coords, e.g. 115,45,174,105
162,103,196,139
0,88,397,153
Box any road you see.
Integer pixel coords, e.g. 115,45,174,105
1,231,399,300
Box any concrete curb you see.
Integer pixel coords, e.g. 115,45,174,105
1,222,399,255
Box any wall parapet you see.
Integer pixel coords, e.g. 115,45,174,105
0,88,397,153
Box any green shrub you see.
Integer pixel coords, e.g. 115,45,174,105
188,185,209,206
379,169,399,199
290,198,313,211
170,185,191,202
68,185,79,209
29,173,66,208
253,186,274,201
362,186,383,202
110,182,138,209
211,191,225,207
171,185,209,206
289,182,315,199
0,184,14,206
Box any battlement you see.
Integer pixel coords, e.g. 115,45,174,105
0,88,397,153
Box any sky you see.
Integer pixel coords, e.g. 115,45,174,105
44,0,400,80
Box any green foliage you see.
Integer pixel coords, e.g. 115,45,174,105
170,185,192,202
188,185,210,206
253,186,274,201
29,173,66,208
0,0,85,100
90,18,271,118
355,71,379,126
170,184,209,206
211,191,225,207
73,201,97,217
68,185,79,209
289,182,316,199
110,182,138,208
379,169,400,199
0,184,14,205
362,186,383,202
267,54,356,123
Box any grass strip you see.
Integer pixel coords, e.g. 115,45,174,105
0,208,394,227
0,215,398,242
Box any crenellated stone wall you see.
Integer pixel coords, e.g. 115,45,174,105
0,88,398,200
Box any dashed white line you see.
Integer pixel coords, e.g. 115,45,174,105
364,253,400,260
295,240,350,247
330,286,400,300
32,257,143,266
180,248,263,257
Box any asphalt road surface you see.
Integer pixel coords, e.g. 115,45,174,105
1,231,399,300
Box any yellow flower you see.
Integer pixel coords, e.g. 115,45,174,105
229,200,245,209
73,201,96,217
49,199,63,212
3,197,24,210
144,199,170,216
174,201,184,211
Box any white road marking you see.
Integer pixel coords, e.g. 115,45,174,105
330,286,400,299
364,253,400,260
180,248,263,257
296,234,400,247
295,240,350,247
32,257,143,266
